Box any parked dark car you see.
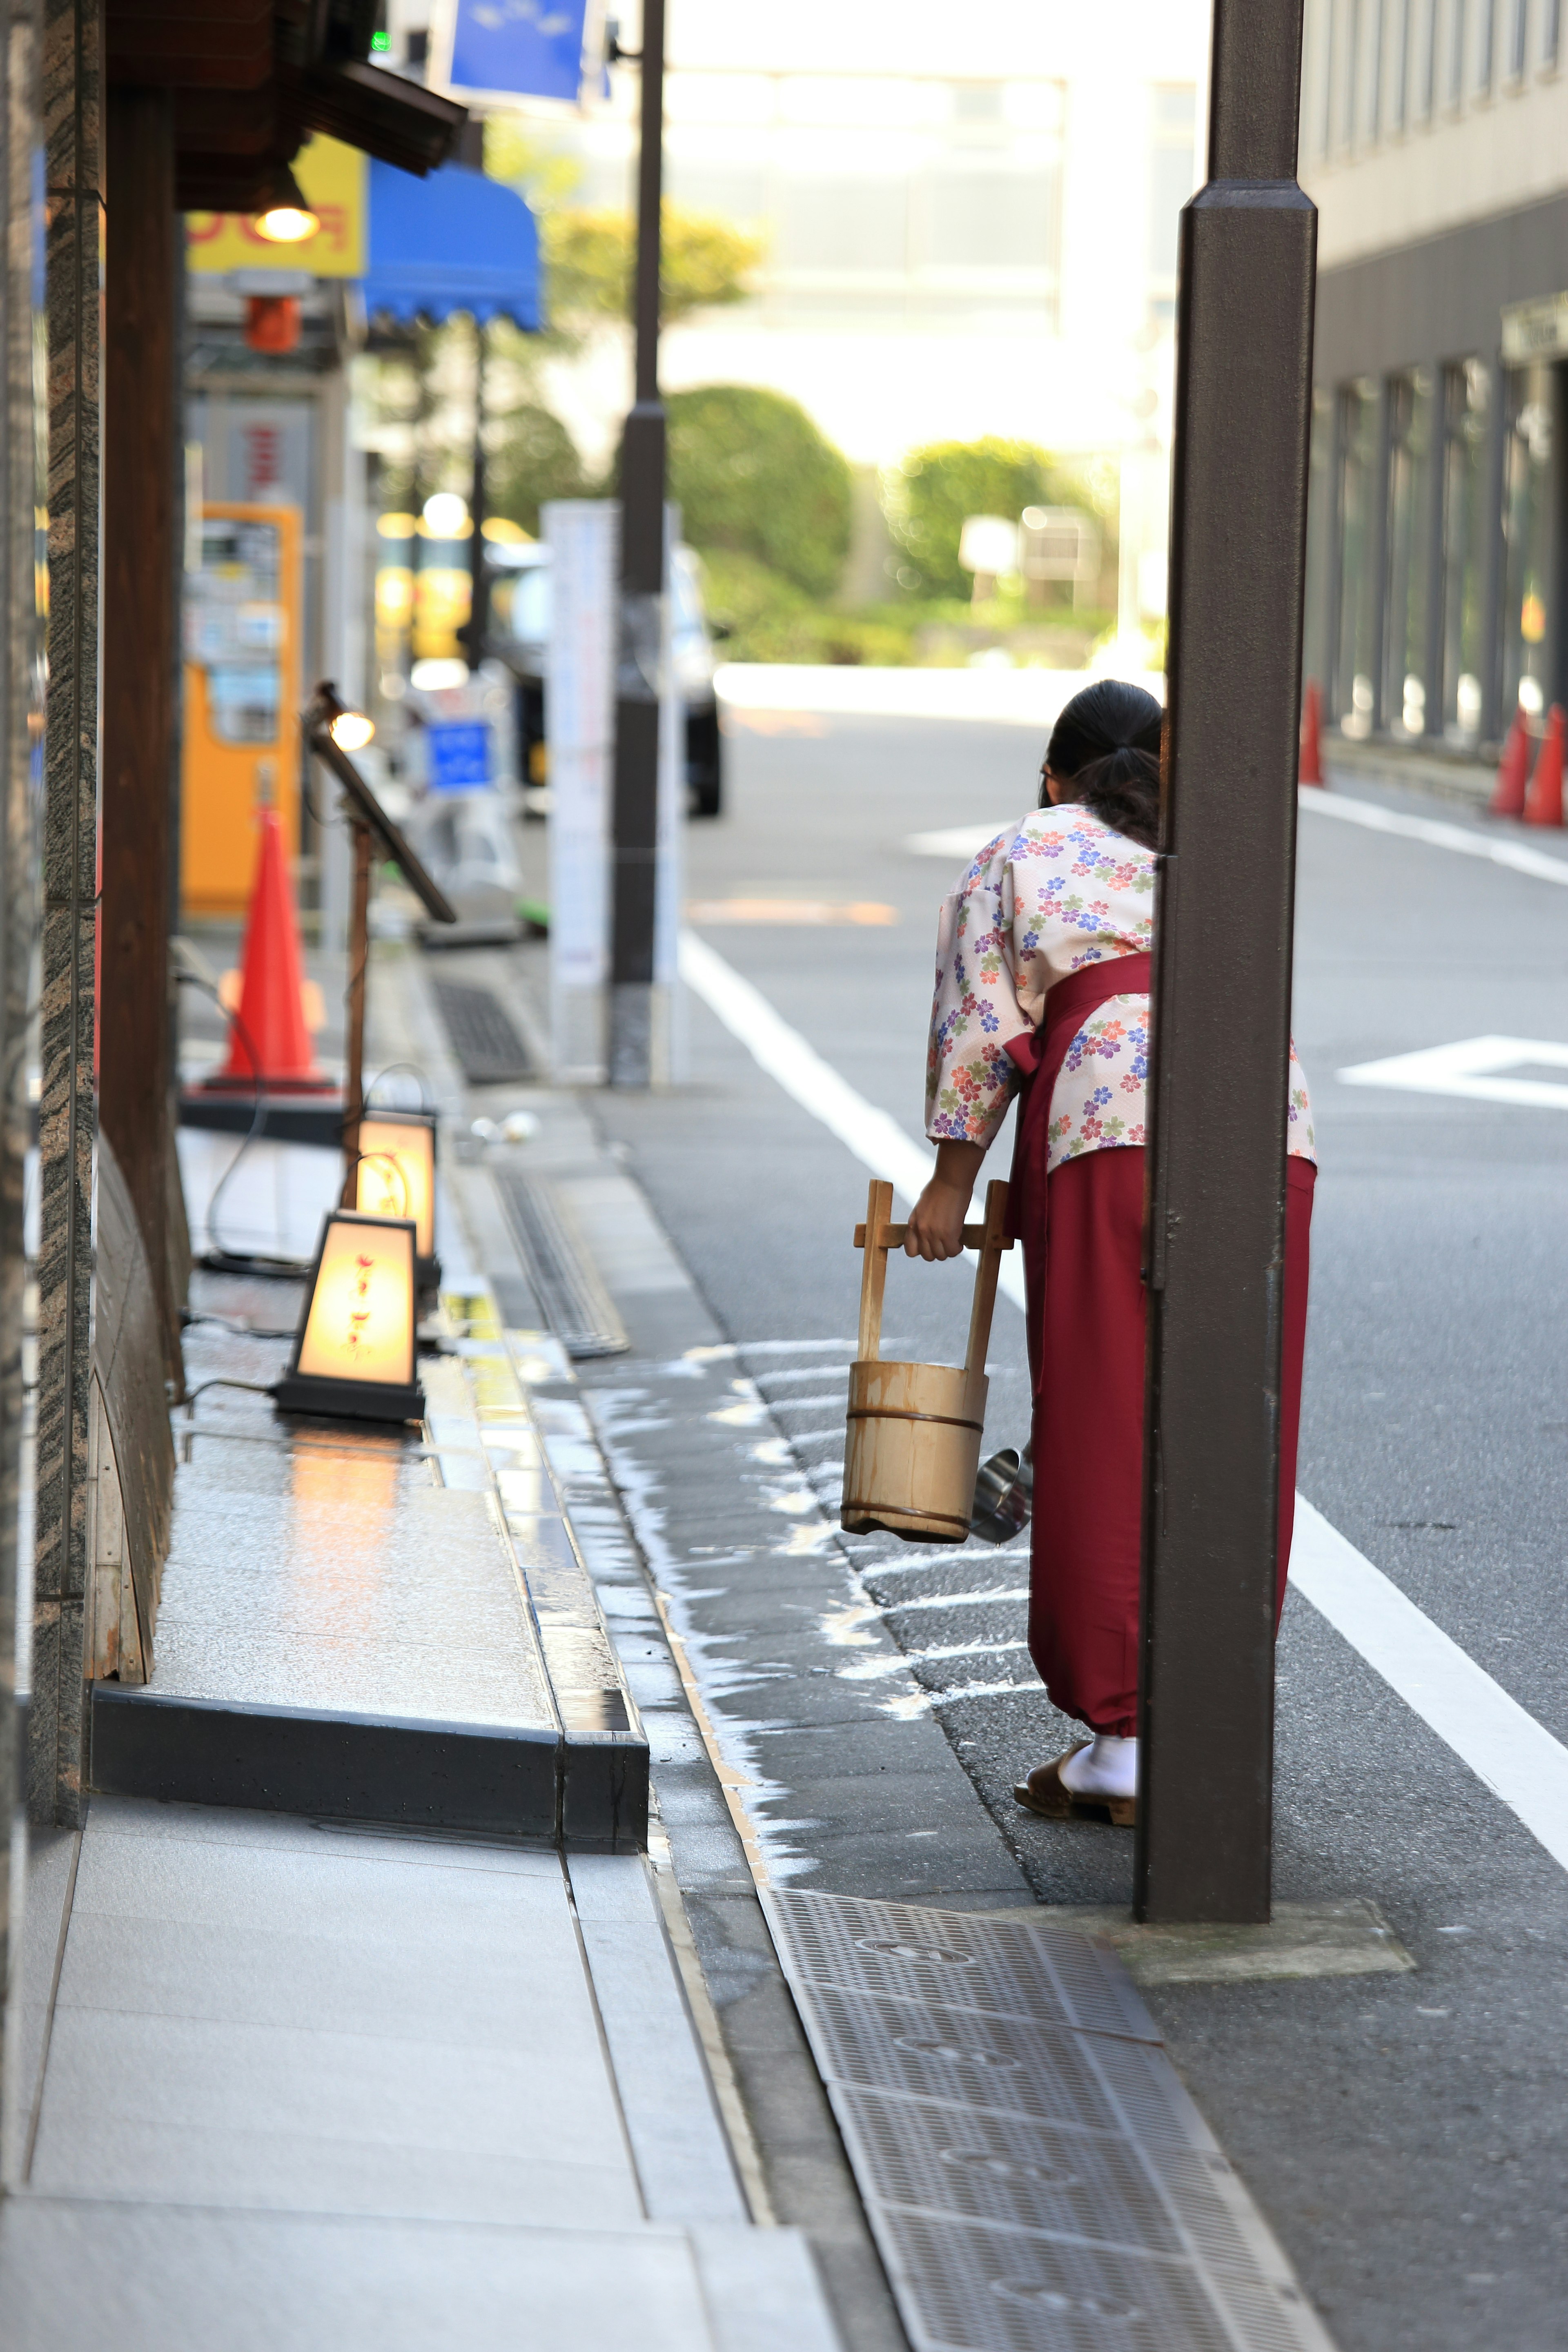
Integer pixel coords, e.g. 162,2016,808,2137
485,539,724,818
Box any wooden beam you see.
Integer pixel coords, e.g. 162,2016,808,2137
101,85,183,1389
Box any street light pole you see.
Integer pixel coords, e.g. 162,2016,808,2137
608,0,666,1087
1136,0,1316,1924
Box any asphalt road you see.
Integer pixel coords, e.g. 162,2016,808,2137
589,706,1568,2351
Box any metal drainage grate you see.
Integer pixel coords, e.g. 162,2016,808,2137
431,979,534,1085
763,1890,1336,2352
769,1888,1158,2043
494,1171,629,1360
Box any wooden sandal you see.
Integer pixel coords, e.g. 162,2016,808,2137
1013,1745,1137,1828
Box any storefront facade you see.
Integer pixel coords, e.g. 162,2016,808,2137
1300,2,1568,762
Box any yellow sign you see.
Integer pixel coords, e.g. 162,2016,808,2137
185,137,367,278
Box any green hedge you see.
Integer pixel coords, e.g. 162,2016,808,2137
884,437,1059,600
486,404,588,536
665,386,851,601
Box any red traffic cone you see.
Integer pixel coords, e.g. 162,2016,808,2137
211,809,330,1089
1489,708,1532,817
1299,678,1324,786
1523,705,1565,829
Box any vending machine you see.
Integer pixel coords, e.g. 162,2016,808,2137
181,502,303,918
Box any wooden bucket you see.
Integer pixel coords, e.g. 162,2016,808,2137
840,1178,1013,1545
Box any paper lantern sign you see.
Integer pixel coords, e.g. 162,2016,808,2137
355,1111,438,1283
272,1209,423,1423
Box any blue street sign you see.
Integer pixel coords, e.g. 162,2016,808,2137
427,720,494,793
448,0,590,103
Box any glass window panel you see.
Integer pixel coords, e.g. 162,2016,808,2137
1383,369,1435,738
1509,0,1529,75
1502,365,1552,722
1391,0,1412,125
1303,389,1335,695
1418,0,1440,113
1148,143,1194,274
923,172,1057,270
1449,0,1469,101
1546,0,1562,63
777,178,909,270
1440,358,1490,746
1336,381,1381,734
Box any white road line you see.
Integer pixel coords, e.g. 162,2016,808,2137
1303,783,1568,884
1291,1499,1568,1874
682,925,1568,1876
1339,1034,1568,1111
679,928,1028,1312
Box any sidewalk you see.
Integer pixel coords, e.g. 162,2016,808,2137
1,952,841,2350
2,935,1348,2351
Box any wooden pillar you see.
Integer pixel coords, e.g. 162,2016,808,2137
35,0,102,1824
100,82,180,1384
0,0,42,2052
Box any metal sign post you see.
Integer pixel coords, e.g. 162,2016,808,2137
1137,0,1317,1924
608,0,666,1087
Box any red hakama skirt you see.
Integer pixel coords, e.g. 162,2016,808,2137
1027,1145,1315,1735
1003,953,1314,1737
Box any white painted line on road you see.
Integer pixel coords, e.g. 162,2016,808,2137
684,926,1568,1867
905,822,1013,861
1292,1498,1568,1875
1302,784,1568,884
678,928,1029,1313
1339,1034,1568,1110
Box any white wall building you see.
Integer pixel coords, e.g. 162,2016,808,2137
408,0,1209,613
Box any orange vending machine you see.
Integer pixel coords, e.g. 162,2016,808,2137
181,502,303,918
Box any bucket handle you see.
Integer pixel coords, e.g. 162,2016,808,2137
853,1179,1013,1396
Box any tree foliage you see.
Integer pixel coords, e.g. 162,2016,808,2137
884,437,1062,600
543,205,764,329
664,385,851,601
485,403,588,537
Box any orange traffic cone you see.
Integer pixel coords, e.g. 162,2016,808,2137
1523,705,1565,829
1299,678,1324,786
1489,708,1532,817
209,809,331,1089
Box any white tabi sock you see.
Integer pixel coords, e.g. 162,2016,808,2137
1059,1735,1138,1801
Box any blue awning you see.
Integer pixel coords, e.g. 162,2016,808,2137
363,160,543,330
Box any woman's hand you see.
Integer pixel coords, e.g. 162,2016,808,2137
904,1141,987,1260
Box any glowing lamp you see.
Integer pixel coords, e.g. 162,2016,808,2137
328,706,375,752
252,165,320,246
272,1210,423,1423
354,1111,439,1291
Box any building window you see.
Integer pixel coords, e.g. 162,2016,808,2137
1502,368,1552,722
1391,0,1413,126
1304,390,1334,694
1449,0,1469,102
1441,359,1490,745
1545,0,1561,62
1335,380,1381,736
1367,0,1388,132
1384,369,1436,737
1343,0,1365,140
1476,0,1497,87
1148,87,1196,283
1417,0,1441,113
1508,0,1529,77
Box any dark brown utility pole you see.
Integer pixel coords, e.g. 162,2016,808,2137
1137,0,1316,1923
101,85,182,1388
607,0,665,1087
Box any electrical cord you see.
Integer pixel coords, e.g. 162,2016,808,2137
176,962,321,1277
181,1310,300,1341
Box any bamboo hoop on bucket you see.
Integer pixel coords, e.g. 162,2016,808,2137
840,1177,1013,1545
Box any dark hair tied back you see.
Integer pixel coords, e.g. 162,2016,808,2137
1041,678,1162,851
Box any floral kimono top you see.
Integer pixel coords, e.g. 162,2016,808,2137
925,803,1316,1173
